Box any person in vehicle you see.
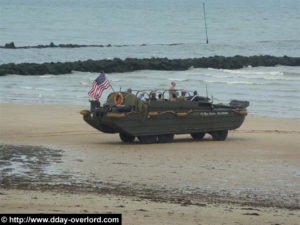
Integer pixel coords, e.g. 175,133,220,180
123,88,137,110
170,93,177,101
150,92,157,101
157,93,163,101
178,91,187,101
191,91,200,101
191,90,207,102
169,81,177,101
138,92,146,101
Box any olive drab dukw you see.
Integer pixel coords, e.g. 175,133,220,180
80,90,249,144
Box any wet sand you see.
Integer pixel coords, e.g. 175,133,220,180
0,103,300,224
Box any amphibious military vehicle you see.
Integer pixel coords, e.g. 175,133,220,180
80,90,249,144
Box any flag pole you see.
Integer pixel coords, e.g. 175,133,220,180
108,80,116,93
103,71,116,93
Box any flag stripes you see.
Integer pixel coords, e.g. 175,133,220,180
88,73,110,100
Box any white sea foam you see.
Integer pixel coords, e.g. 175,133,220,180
221,69,284,76
21,86,33,90
226,81,258,85
167,78,189,82
38,75,56,78
36,88,54,91
110,79,121,82
205,80,258,85
283,72,300,76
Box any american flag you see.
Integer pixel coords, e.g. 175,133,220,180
88,73,110,99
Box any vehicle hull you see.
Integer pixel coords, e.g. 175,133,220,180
81,93,248,143
82,109,245,137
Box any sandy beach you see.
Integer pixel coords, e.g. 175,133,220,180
0,103,300,224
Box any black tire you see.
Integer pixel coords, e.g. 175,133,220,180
191,132,205,140
119,132,135,143
157,134,174,143
138,135,157,144
210,130,228,141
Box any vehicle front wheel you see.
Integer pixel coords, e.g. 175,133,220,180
209,130,228,141
138,135,157,144
119,132,135,143
191,132,205,140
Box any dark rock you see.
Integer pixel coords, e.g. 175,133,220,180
4,42,15,48
0,56,300,76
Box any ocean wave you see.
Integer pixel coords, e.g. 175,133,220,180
206,80,258,85
263,82,292,86
167,78,189,82
221,69,284,76
283,72,300,77
21,86,33,90
226,81,258,85
195,73,297,81
38,75,56,78
278,95,300,99
251,77,300,81
125,75,148,79
258,39,300,44
36,88,55,91
254,99,276,103
110,78,121,82
275,89,299,93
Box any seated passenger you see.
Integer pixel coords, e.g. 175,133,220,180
150,92,157,101
170,93,177,102
124,88,137,111
138,92,146,101
190,90,207,102
178,91,187,101
191,91,201,101
157,93,163,101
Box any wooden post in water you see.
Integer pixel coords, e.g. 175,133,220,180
203,2,209,44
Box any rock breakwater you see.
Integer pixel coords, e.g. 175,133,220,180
0,55,300,76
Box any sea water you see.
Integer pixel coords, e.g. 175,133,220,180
1,66,299,118
0,0,299,118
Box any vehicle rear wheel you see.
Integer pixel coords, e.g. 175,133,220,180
210,130,228,141
191,132,205,140
119,132,135,143
157,134,174,143
138,135,157,144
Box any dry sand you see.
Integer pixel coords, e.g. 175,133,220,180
0,103,300,224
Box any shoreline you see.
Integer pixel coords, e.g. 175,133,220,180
1,103,300,223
